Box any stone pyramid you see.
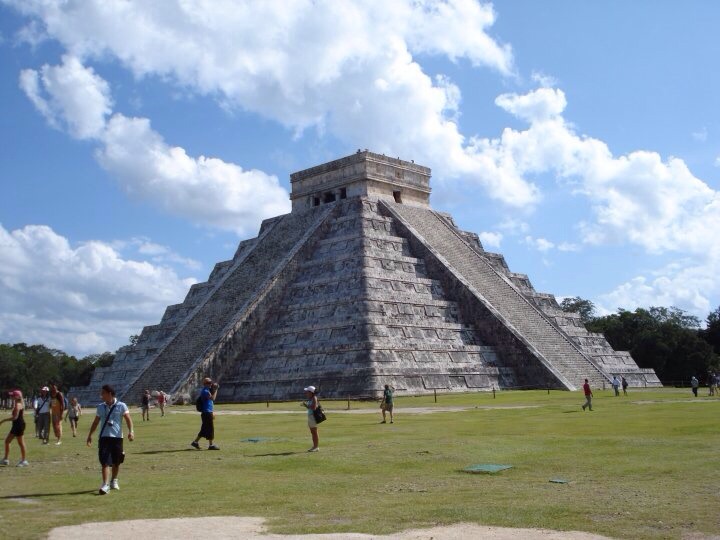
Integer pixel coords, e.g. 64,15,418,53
70,151,660,404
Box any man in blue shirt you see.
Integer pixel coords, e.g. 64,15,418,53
191,377,219,450
86,384,134,494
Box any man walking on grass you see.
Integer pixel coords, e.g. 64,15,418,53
86,384,134,495
581,379,593,411
191,377,219,450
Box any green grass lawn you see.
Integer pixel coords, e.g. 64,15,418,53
1,388,718,539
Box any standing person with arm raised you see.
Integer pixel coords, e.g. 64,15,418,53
49,383,65,445
86,384,134,494
190,378,220,450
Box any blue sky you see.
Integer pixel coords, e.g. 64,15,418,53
1,1,719,356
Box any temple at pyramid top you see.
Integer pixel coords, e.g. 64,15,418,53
290,150,432,211
70,151,660,405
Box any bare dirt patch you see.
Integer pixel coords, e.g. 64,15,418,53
48,516,614,540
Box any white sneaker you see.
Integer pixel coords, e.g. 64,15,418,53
307,447,319,452
17,460,29,467
55,441,62,446
99,484,110,495
0,458,9,466
110,479,120,490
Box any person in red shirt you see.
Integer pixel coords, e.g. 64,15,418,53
581,379,593,411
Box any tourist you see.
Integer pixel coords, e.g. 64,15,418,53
621,376,628,396
380,384,395,424
65,397,82,437
0,390,28,467
190,377,219,450
157,391,166,417
141,389,151,421
86,384,134,495
708,372,716,397
31,394,39,438
581,379,593,411
611,376,620,397
302,385,320,452
49,383,65,445
36,386,51,444
690,376,699,397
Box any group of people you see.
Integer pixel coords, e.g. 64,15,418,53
34,384,80,445
583,375,633,411
1,383,82,468
610,375,629,397
1,377,393,493
140,389,169,421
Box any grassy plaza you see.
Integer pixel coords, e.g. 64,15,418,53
1,388,718,539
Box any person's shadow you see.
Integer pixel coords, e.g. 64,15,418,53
247,451,300,457
1,490,91,499
134,448,197,455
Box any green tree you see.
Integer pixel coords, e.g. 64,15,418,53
560,296,596,324
0,343,109,395
699,305,720,355
588,307,717,384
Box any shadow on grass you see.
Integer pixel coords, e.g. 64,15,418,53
134,448,197,455
247,451,301,457
2,490,92,499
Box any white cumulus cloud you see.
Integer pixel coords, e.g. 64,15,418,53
473,86,720,256
19,54,112,139
7,0,539,207
597,253,720,318
19,55,291,236
0,223,196,356
478,231,502,249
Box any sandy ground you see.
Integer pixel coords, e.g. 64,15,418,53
48,516,614,540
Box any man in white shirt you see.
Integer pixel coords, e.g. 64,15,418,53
86,384,135,495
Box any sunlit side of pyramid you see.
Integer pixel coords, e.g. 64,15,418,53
70,151,660,404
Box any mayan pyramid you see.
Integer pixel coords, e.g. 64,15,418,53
70,151,660,404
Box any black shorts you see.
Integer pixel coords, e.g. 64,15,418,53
98,437,124,466
198,412,214,440
10,419,25,437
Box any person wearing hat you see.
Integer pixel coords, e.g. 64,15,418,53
302,386,320,452
1,390,29,467
190,377,219,450
36,386,51,444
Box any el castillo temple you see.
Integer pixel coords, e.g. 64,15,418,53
70,151,661,404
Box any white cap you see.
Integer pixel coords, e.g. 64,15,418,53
41,386,49,391
304,386,316,393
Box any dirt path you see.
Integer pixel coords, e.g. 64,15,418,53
48,516,614,540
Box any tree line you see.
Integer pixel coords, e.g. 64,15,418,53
560,298,720,385
0,343,114,399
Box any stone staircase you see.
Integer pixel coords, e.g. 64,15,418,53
118,205,333,402
68,237,259,405
382,201,610,390
220,198,503,401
